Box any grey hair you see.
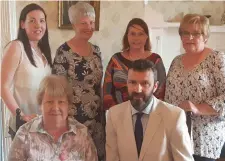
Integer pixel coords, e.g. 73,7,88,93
68,2,95,24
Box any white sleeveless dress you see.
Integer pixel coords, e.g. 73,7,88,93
9,41,51,131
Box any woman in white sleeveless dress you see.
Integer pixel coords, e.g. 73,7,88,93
1,3,52,139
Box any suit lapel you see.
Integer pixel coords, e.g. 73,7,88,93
139,99,162,161
123,101,139,160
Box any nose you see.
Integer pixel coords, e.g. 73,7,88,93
188,34,194,40
134,84,143,93
52,102,60,109
35,21,41,28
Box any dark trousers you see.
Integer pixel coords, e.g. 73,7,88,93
221,143,225,158
193,155,215,161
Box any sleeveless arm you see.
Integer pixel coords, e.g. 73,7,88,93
1,41,22,115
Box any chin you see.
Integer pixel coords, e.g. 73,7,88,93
131,101,146,110
30,37,43,42
130,45,142,49
82,36,92,41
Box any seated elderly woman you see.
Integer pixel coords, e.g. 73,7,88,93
8,75,97,161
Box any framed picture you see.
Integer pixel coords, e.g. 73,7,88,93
58,1,100,30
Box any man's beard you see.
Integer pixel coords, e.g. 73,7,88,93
128,91,153,112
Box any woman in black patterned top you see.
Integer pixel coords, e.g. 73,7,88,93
52,2,105,160
165,14,225,161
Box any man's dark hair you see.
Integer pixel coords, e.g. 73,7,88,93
129,59,158,82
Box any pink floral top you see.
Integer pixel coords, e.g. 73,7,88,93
8,116,98,161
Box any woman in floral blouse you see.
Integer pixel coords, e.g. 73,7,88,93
103,18,166,110
165,14,225,161
8,75,97,161
52,2,105,160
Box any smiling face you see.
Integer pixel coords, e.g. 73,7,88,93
73,16,95,40
41,92,69,124
127,25,148,50
180,24,206,54
21,10,46,42
127,69,158,112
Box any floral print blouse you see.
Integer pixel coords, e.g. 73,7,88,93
8,116,98,161
52,43,105,161
165,51,225,159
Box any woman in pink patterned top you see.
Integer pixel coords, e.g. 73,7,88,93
8,75,97,161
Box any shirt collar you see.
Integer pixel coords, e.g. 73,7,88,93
131,97,154,116
29,116,77,135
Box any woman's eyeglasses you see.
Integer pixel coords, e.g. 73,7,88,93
181,31,203,38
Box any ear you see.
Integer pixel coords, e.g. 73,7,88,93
21,21,25,29
153,81,159,93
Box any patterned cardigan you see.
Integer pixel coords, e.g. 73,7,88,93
103,52,166,110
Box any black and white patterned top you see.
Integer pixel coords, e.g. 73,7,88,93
52,42,105,161
165,51,225,159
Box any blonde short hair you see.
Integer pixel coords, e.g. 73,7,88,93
37,75,73,106
68,2,95,24
179,13,210,38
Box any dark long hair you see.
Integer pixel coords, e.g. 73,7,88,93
122,18,151,51
17,3,52,67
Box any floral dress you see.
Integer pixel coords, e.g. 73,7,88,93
52,42,105,161
165,51,225,159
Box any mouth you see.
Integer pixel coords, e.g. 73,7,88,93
49,111,61,116
84,30,93,34
33,30,42,34
132,94,144,99
185,42,195,45
132,42,141,45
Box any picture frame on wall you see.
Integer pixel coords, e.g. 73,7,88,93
58,1,100,30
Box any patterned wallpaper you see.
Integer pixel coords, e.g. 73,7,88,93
16,1,225,68
148,1,225,25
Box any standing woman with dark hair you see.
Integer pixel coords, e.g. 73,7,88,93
103,18,166,110
1,3,52,139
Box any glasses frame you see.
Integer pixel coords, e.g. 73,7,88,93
180,31,203,39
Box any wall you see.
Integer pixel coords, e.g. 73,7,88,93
148,1,225,25
16,1,225,70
